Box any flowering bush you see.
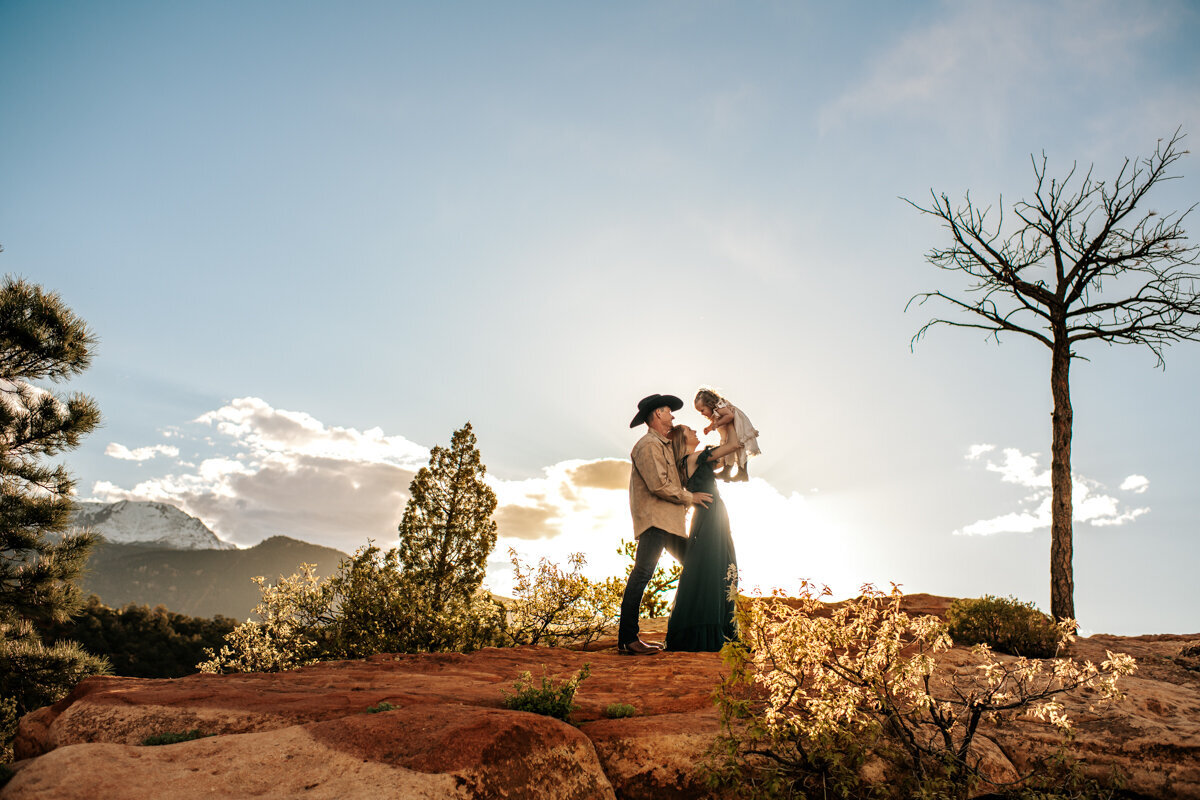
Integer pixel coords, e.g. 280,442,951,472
711,582,1136,799
503,550,621,648
198,564,330,674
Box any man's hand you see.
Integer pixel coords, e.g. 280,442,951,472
692,491,713,508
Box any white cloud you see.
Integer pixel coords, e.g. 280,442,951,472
1120,474,1150,494
966,444,995,460
819,0,1165,134
195,397,429,467
104,443,180,462
955,445,1149,535
984,448,1049,488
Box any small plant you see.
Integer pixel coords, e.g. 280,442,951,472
142,729,205,746
501,663,591,722
365,701,395,713
947,594,1060,657
604,702,637,719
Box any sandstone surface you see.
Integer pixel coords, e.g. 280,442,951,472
3,599,1198,799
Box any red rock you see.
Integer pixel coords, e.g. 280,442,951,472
3,602,1197,799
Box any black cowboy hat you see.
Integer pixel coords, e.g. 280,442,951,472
629,393,683,428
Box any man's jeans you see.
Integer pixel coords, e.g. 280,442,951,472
617,527,687,645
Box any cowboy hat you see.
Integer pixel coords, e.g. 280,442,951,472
629,393,683,428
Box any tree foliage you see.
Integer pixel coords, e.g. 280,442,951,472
398,422,497,613
35,595,238,678
0,274,108,754
907,130,1200,622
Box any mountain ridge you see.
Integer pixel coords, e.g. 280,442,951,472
79,535,349,619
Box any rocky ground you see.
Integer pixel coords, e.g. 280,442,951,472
3,595,1198,799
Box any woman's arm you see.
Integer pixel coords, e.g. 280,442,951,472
707,440,744,461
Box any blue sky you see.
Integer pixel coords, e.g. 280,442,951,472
3,0,1198,634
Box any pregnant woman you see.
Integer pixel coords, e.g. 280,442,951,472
664,425,742,652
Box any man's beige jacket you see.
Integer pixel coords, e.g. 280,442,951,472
629,428,693,539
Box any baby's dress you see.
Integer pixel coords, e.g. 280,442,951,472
715,400,760,473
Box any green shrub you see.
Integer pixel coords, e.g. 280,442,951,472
946,595,1061,658
501,663,590,722
604,702,637,719
365,701,395,713
142,729,204,746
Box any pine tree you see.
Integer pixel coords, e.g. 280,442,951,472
0,273,108,738
398,422,498,613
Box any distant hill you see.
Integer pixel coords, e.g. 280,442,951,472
72,500,237,550
80,536,349,620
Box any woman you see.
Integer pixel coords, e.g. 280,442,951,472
664,424,742,652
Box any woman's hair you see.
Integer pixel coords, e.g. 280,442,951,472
669,425,692,477
695,386,723,409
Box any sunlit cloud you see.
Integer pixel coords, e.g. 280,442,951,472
92,398,429,549
90,398,853,600
195,397,429,467
91,401,643,564
104,443,180,462
956,445,1149,536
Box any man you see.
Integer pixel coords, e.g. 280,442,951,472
619,393,713,655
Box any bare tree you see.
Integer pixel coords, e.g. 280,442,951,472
907,130,1200,623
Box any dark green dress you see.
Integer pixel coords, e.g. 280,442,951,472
665,446,738,652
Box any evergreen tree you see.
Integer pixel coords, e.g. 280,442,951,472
36,596,239,679
0,273,108,735
398,422,498,613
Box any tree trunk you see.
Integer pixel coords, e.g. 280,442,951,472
1049,332,1075,624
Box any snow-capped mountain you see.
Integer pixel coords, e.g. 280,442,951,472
71,500,238,550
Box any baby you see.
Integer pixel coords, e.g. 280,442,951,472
694,387,760,481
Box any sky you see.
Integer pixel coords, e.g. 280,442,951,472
3,0,1198,635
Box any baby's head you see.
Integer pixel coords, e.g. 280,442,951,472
694,387,723,418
